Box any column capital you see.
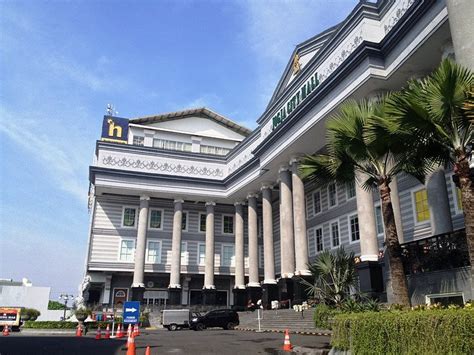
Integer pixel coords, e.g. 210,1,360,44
289,155,303,165
205,201,216,207
234,201,245,206
168,283,182,289
261,184,274,191
140,195,150,201
174,199,184,204
202,285,216,290
247,193,258,200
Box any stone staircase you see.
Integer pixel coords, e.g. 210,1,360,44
236,309,331,335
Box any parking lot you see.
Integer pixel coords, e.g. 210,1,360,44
0,329,331,354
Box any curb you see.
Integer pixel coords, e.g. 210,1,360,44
235,327,331,336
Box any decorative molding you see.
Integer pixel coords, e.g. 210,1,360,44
102,155,224,177
383,0,416,34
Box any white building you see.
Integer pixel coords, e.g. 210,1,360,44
82,0,473,308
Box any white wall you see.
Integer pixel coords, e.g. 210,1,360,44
0,285,50,315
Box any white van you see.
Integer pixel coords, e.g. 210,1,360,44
161,309,192,331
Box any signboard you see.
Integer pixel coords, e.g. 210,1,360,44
113,288,128,308
123,301,140,324
0,307,21,326
101,116,129,144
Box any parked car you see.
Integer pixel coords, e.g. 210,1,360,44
190,309,239,331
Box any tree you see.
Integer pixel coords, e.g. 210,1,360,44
388,59,474,282
301,247,357,306
299,97,434,306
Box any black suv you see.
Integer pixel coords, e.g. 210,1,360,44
190,309,239,330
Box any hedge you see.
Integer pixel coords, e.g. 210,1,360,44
331,309,474,354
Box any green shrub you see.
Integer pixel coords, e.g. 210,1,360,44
48,301,66,310
22,308,41,321
331,309,474,354
314,303,339,329
23,321,79,329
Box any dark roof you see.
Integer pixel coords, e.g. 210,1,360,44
130,107,251,137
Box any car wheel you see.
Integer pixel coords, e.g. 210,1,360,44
196,323,205,331
169,324,178,331
225,322,237,330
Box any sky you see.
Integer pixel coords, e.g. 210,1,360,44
0,0,357,299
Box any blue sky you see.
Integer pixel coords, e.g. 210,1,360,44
0,0,356,299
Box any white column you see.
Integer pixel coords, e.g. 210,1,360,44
261,185,276,284
426,167,454,235
291,159,310,276
234,202,246,289
169,199,183,288
446,0,474,70
132,195,150,288
279,167,295,278
204,202,216,289
102,275,112,304
355,171,379,261
247,194,260,287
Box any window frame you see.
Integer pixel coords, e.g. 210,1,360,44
181,211,189,232
198,212,207,233
315,226,324,253
118,238,136,262
198,243,206,266
221,243,235,267
411,188,430,225
121,206,138,229
374,203,385,237
348,213,360,244
312,189,322,216
148,208,164,230
132,135,144,146
346,180,356,200
330,219,340,249
146,240,162,264
222,214,234,235
181,241,188,265
328,182,338,208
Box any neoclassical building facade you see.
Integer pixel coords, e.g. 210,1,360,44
82,0,473,308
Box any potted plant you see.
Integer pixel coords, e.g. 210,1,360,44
74,308,91,322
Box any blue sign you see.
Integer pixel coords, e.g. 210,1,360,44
101,116,129,143
123,301,140,324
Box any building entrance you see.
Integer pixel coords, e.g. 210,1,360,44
143,289,168,307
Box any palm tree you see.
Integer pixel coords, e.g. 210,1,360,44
388,59,474,281
300,97,435,306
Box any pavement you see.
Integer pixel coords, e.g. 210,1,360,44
0,328,331,354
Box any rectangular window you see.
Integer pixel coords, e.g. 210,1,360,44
122,207,136,228
181,212,188,231
315,227,323,252
346,180,356,200
414,189,430,223
349,214,360,242
200,144,230,156
328,183,337,207
375,205,384,236
313,190,322,215
331,221,340,248
181,241,188,265
147,241,161,263
153,138,192,152
198,244,206,265
133,136,144,146
199,213,206,232
119,240,135,261
223,215,234,234
222,245,234,267
149,209,163,229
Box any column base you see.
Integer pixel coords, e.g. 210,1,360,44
356,261,384,299
168,288,182,306
246,286,262,306
292,275,312,305
277,278,294,308
232,288,247,311
261,283,279,310
131,286,145,303
202,289,217,305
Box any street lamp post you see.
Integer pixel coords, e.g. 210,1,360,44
59,294,74,321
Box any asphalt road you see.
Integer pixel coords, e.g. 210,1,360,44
0,329,331,354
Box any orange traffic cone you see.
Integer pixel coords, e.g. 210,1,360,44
104,324,110,339
127,324,132,338
2,325,10,336
145,345,151,355
75,324,82,337
282,329,292,351
133,324,140,337
126,333,136,355
95,326,102,340
117,324,123,338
